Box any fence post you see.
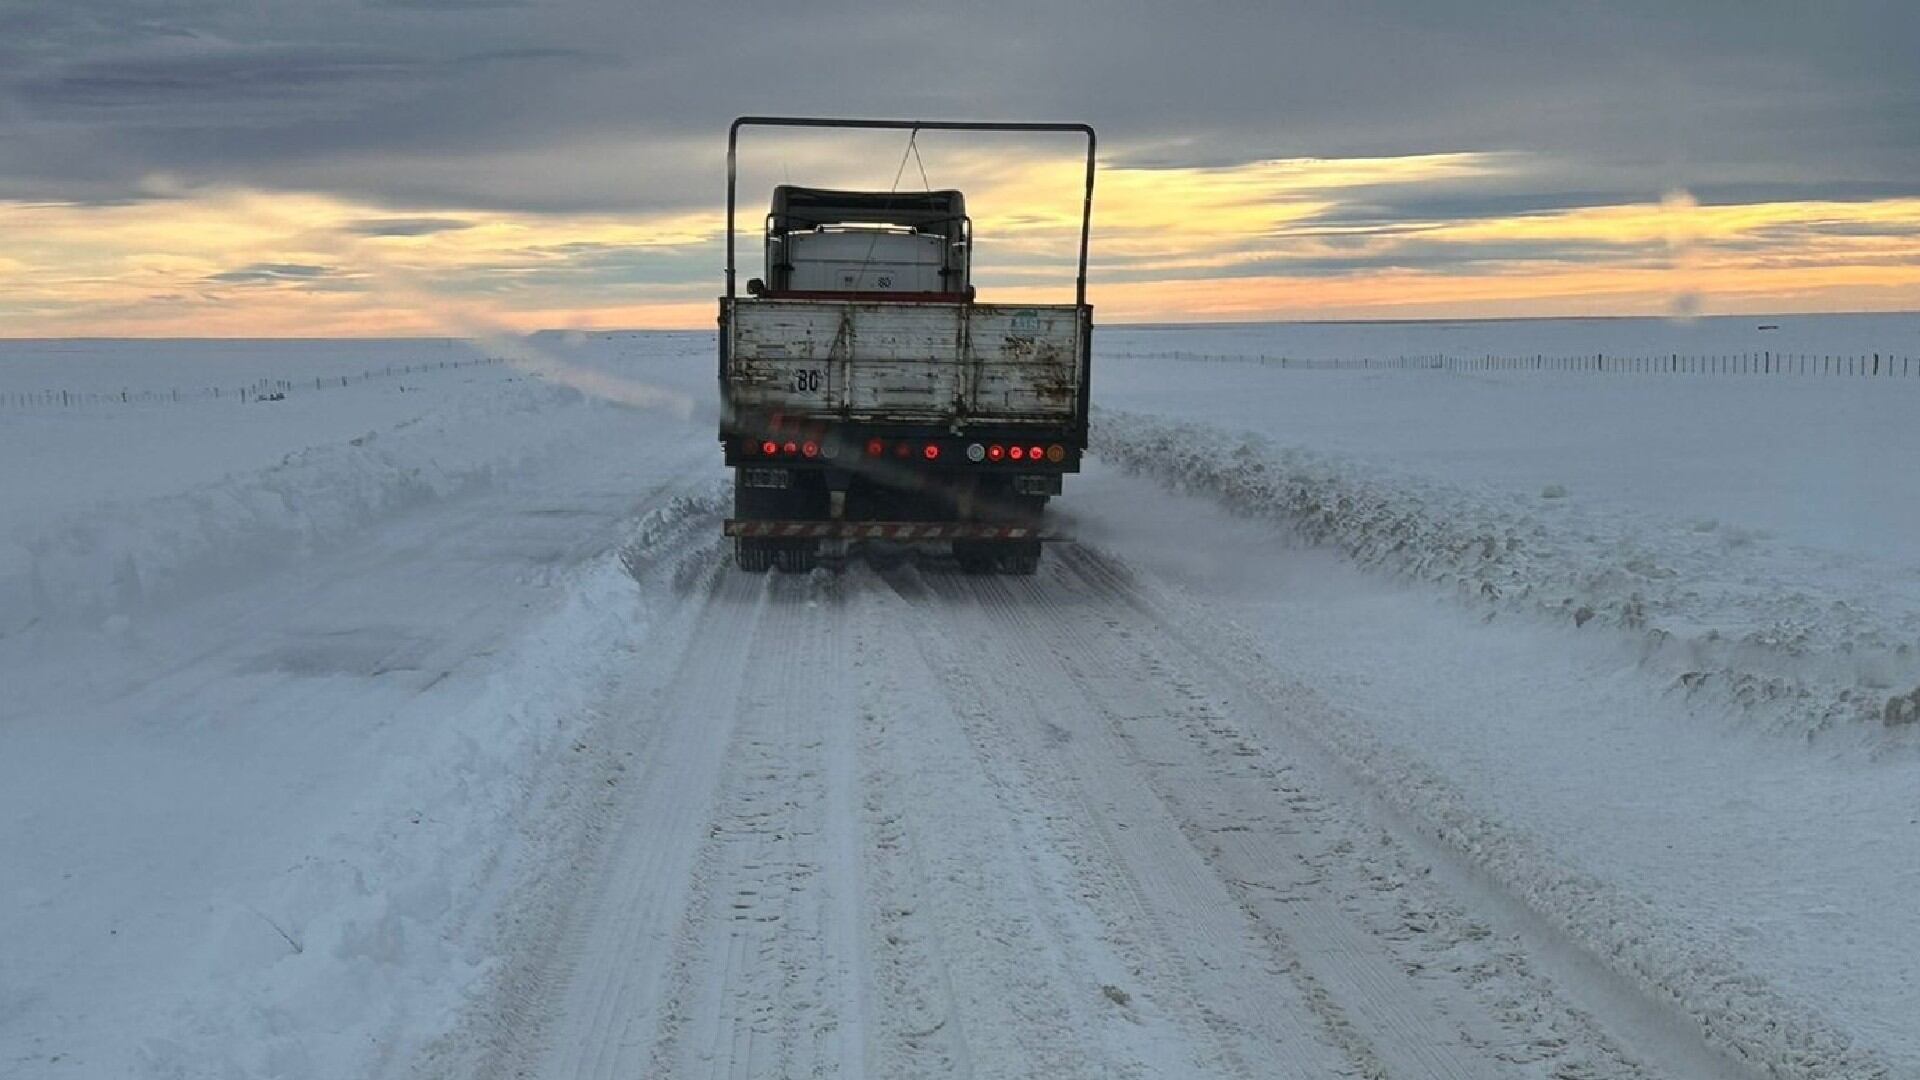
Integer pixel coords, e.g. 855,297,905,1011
1874,353,1880,376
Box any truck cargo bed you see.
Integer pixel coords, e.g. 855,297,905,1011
724,298,1086,425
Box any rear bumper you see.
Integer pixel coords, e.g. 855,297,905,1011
723,428,1082,472
725,520,1065,542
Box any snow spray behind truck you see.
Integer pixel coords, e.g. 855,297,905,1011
718,117,1096,574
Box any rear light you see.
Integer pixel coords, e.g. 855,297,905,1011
866,438,884,457
1010,445,1025,461
923,444,941,460
894,442,911,458
1046,444,1065,463
987,444,1005,461
760,440,778,456
1028,445,1044,461
783,440,798,456
801,441,819,458
965,443,986,462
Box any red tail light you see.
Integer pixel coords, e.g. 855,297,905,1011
866,438,885,457
1028,446,1044,461
987,444,1005,461
1010,445,1026,460
783,441,798,456
923,444,941,460
801,441,819,458
760,440,777,456
894,442,911,458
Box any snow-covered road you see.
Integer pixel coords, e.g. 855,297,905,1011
5,322,1917,1079
432,536,1753,1080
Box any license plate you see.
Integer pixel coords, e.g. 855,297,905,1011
741,467,791,489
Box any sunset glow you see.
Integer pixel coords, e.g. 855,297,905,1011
3,152,1916,336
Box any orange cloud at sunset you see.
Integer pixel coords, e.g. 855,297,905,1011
2,152,1916,337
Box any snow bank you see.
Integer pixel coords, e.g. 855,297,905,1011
1093,408,1920,744
0,376,596,637
134,490,726,1079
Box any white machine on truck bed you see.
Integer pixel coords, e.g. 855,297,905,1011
718,117,1097,574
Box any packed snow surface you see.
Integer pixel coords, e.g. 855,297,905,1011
3,315,1917,1080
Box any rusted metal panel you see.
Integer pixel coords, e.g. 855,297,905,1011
726,299,1083,424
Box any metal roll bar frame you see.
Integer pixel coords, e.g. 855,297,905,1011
726,116,1097,307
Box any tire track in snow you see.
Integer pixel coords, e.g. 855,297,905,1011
855,562,1244,1079
644,571,860,1079
1053,542,1757,1080
842,570,993,1080
469,567,769,1080
893,564,1368,1079
1021,548,1653,1079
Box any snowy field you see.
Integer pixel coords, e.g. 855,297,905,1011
3,315,1918,1080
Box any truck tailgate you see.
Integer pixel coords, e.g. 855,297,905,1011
725,299,1084,423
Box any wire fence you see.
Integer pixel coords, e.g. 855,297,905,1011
1112,350,1920,377
0,355,508,411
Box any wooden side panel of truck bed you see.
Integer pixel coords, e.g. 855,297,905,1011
725,299,1085,424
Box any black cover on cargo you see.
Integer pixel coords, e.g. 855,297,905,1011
770,186,967,238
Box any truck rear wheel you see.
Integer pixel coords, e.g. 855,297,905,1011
773,543,819,573
735,539,774,573
1003,541,1042,576
953,541,997,575
953,540,1041,575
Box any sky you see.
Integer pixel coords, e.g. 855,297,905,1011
1,0,1917,335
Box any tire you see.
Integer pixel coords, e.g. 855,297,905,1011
953,541,996,575
773,543,818,574
1002,541,1042,576
735,538,774,573
953,539,1040,575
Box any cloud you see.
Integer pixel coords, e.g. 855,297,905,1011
341,216,473,236
0,0,1913,216
205,262,335,283
1,1,1916,330
367,0,532,10
14,41,419,122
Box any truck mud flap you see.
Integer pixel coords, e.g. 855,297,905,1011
725,520,1068,542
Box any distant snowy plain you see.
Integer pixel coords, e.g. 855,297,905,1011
2,314,1917,1079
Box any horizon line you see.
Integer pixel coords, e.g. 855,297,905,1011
3,308,1916,343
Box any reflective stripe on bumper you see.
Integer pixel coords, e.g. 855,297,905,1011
724,520,1065,541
